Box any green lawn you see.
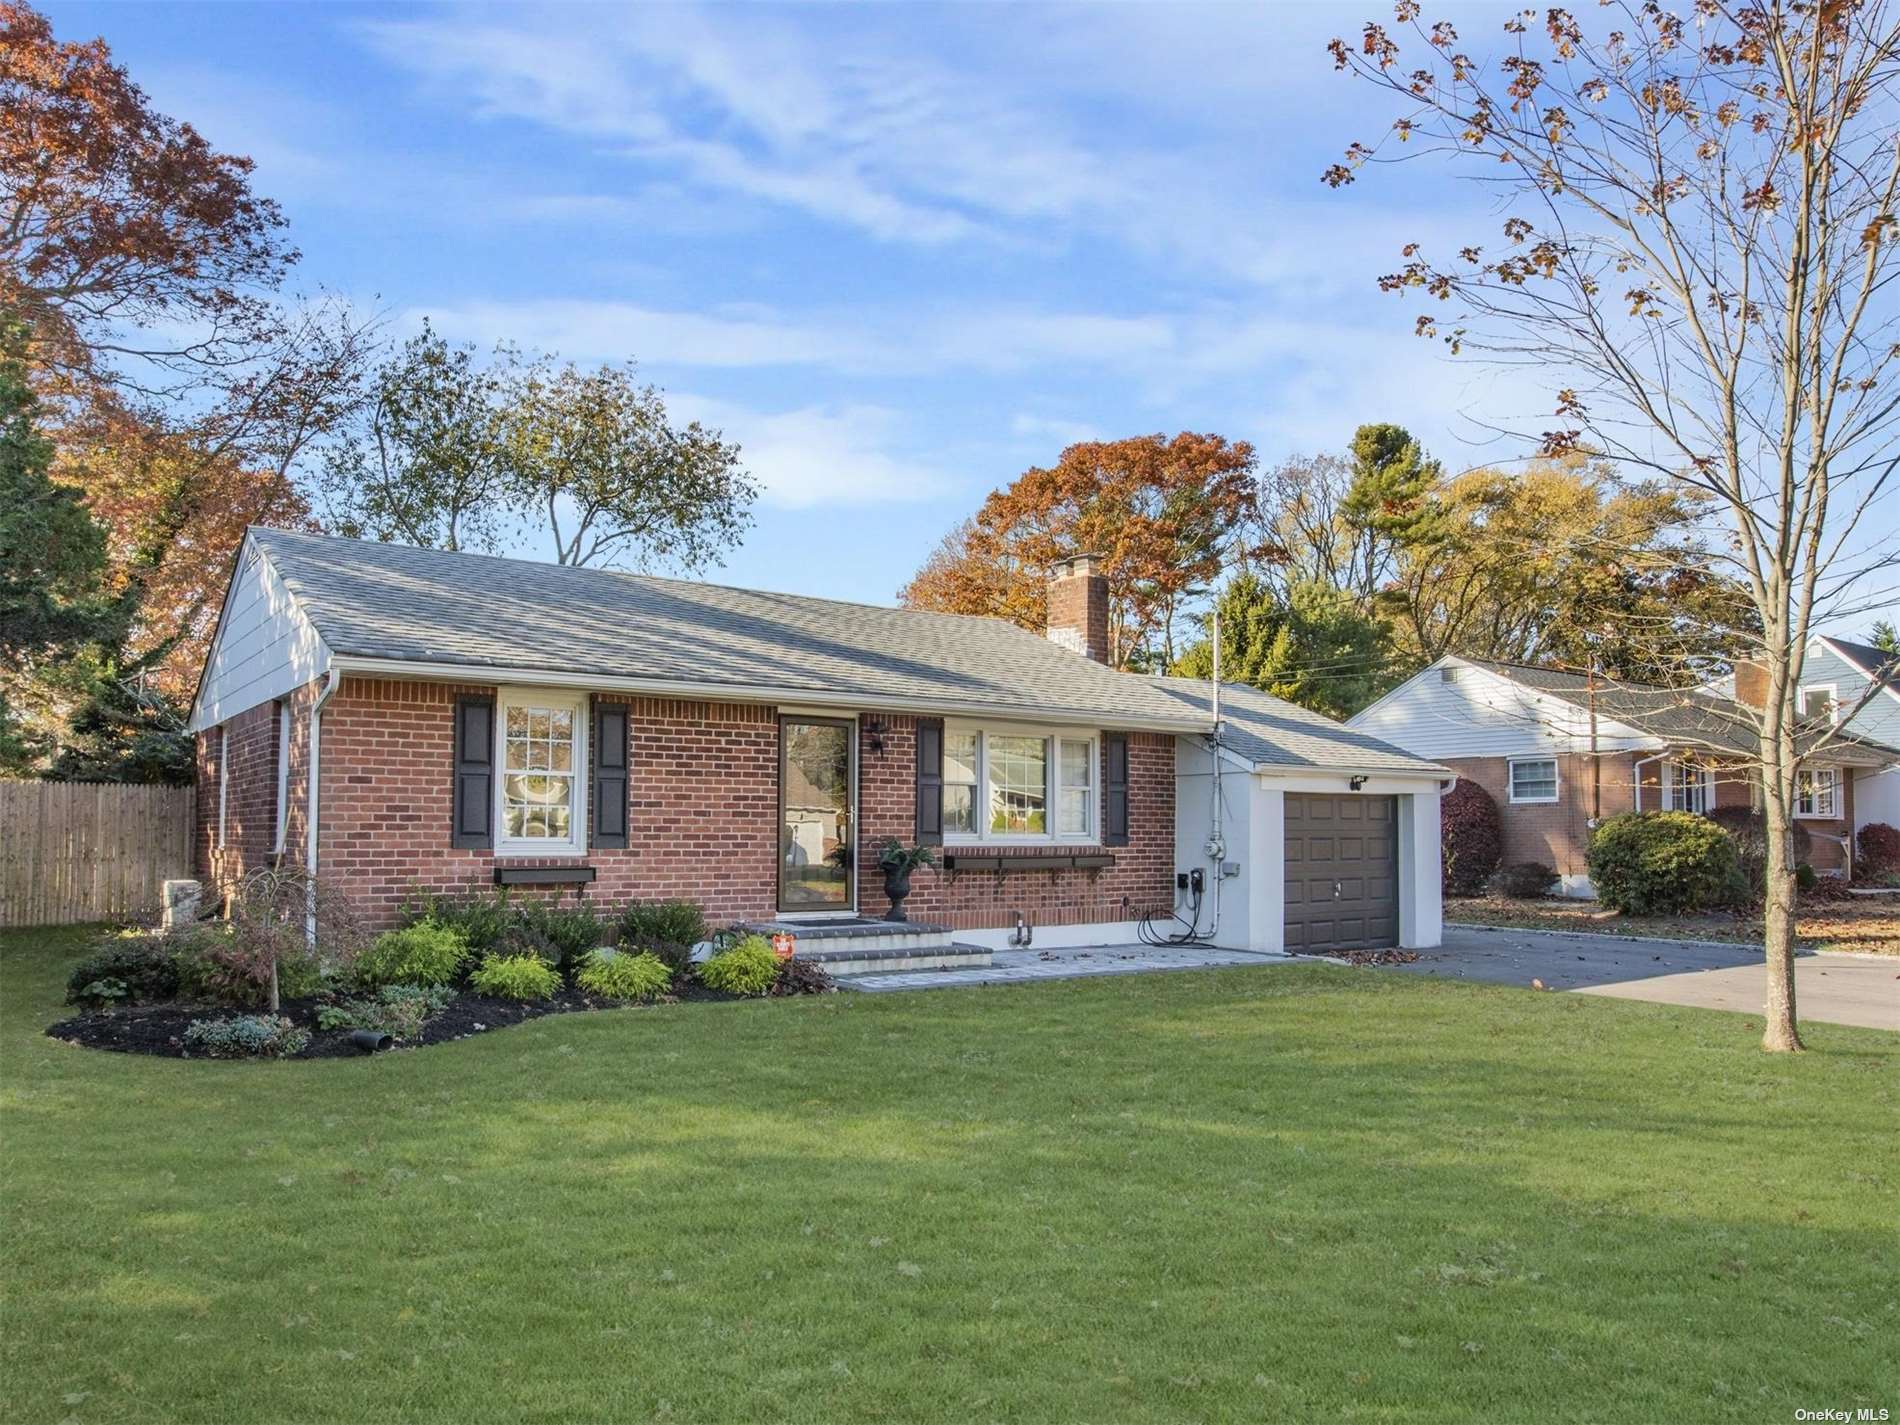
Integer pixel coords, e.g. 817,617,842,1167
3,927,1894,1424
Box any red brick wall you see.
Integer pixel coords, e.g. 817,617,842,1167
193,698,285,901
1047,569,1110,663
1441,751,1858,878
854,716,1174,932
198,676,1181,931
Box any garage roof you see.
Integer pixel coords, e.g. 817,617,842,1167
1148,676,1449,776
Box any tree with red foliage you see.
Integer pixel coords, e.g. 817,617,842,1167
1440,779,1502,898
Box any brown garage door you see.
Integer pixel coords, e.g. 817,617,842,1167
1283,793,1399,953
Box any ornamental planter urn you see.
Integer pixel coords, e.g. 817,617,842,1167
875,839,935,923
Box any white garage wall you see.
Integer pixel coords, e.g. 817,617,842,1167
1174,738,1446,953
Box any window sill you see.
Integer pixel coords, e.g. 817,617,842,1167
1507,796,1559,806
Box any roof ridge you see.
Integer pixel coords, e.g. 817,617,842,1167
251,525,1069,638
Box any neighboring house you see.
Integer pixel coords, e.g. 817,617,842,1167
189,531,1445,960
1791,636,1900,833
1347,655,1899,897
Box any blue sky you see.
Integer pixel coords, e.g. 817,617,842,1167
49,1,1896,635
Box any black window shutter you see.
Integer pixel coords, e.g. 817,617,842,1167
451,696,495,849
1103,733,1130,846
591,700,629,850
915,718,944,846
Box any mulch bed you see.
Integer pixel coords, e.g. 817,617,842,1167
46,980,760,1061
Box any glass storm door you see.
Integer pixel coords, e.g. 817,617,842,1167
779,717,855,913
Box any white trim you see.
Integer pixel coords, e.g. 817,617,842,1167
1795,765,1840,820
941,720,1100,847
216,727,229,849
493,686,590,857
325,654,1205,735
1507,755,1560,804
1819,636,1900,711
1660,758,1714,814
272,702,291,854
1797,682,1841,725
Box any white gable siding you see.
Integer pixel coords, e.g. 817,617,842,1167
1346,661,1656,759
189,540,329,731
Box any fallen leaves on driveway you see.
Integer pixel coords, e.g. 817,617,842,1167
1448,896,1900,956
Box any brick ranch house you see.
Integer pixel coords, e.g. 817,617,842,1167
1349,654,1900,897
188,529,1449,959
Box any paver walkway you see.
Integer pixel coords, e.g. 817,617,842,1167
843,942,1286,992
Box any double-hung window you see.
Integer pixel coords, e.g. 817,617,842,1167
496,690,588,855
1661,760,1713,815
1797,684,1840,725
1507,757,1559,804
1795,767,1838,819
944,726,1098,843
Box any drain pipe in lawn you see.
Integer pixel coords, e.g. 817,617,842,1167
304,668,342,945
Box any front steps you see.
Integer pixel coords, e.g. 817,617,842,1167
740,917,993,976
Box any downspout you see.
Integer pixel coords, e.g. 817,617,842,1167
305,668,342,944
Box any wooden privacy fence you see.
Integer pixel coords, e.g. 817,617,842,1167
0,782,193,928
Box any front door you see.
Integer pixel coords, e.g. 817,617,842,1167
778,717,855,913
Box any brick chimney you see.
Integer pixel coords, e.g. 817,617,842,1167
1733,659,1767,709
1047,554,1110,663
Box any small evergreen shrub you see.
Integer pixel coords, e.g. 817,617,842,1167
515,901,605,970
1587,812,1744,914
406,890,514,953
493,924,561,965
575,948,671,1001
697,935,780,996
1440,780,1503,896
1706,806,1812,900
66,932,181,1007
470,953,561,1001
316,984,455,1039
354,922,469,988
618,898,708,950
182,1015,309,1059
1795,862,1819,893
1491,861,1559,899
1857,822,1900,876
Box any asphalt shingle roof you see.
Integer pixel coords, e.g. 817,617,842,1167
1823,636,1900,680
1463,658,1900,766
1147,676,1448,775
251,528,1208,728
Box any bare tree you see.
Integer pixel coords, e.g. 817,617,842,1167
1328,1,1900,1050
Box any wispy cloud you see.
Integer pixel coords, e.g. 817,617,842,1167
666,395,952,509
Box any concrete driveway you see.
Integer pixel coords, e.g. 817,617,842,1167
1392,926,1898,1032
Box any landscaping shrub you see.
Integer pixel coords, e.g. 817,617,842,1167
1587,812,1744,914
66,932,181,1007
618,898,708,950
182,1015,310,1059
469,953,561,1001
354,921,470,988
316,984,455,1040
574,948,671,1001
1857,821,1900,876
1490,861,1559,899
493,924,561,965
1706,806,1812,900
1795,862,1819,893
770,957,838,997
1440,780,1503,896
697,934,780,996
165,924,324,1008
407,890,515,953
515,901,606,970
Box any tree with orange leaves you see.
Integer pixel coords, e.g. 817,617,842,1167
899,433,1257,669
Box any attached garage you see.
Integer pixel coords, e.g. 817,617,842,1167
1151,677,1450,956
1283,793,1400,953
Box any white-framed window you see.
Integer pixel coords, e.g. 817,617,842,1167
1661,759,1714,815
495,688,589,855
272,701,291,854
1507,757,1559,804
1795,767,1839,820
943,725,1099,844
1798,684,1840,724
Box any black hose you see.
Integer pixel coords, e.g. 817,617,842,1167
1138,882,1216,947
